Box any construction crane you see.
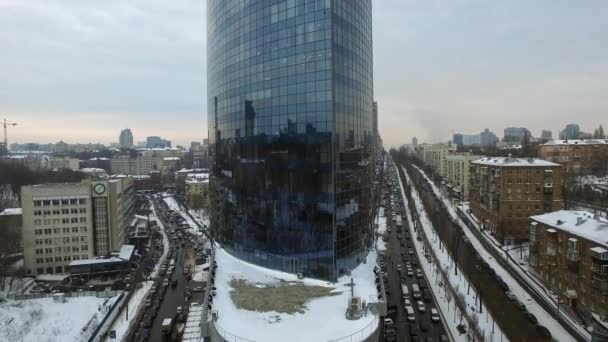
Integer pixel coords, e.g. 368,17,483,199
2,118,18,150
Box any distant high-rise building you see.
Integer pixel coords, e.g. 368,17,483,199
119,128,134,148
503,127,531,144
146,136,171,149
560,124,580,140
453,133,480,147
208,0,374,281
452,134,463,147
412,137,418,146
480,128,498,147
540,130,552,142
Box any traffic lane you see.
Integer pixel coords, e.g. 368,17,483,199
390,196,447,340
149,243,187,342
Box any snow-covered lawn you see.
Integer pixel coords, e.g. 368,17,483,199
0,295,119,342
412,165,584,341
212,247,380,342
192,263,209,283
103,281,153,342
398,164,503,342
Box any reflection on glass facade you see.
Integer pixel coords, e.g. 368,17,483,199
207,0,374,280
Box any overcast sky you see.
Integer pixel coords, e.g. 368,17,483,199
1,0,607,148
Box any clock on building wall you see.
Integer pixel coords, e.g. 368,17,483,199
94,183,106,195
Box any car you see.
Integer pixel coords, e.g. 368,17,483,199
171,279,178,288
505,291,516,301
515,300,526,311
416,301,425,313
430,308,440,322
408,249,414,255
406,270,413,277
396,264,402,272
536,326,551,340
383,318,394,331
406,307,415,322
416,269,423,279
176,306,183,315
524,312,538,325
404,299,412,307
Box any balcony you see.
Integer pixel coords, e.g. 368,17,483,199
546,247,557,256
591,264,608,277
591,247,608,261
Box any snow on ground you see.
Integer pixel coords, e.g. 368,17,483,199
104,281,154,342
0,277,35,298
213,246,380,342
189,209,209,228
375,208,387,251
150,203,170,279
412,165,584,341
398,164,503,342
163,195,203,236
192,263,209,283
0,295,120,342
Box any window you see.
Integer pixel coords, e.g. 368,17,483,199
42,200,51,206
70,199,78,205
71,218,78,223
79,199,86,205
52,200,60,206
82,245,88,251
61,209,69,214
80,227,88,232
35,248,43,255
35,229,43,235
54,256,61,262
79,217,87,223
70,208,78,214
44,229,52,234
34,200,42,207
72,227,78,233
53,228,60,234
63,227,70,233
61,199,69,205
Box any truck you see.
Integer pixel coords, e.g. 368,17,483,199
161,318,173,335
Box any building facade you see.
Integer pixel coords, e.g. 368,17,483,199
480,128,498,147
186,174,209,210
417,143,456,178
529,211,608,319
119,129,134,148
21,178,135,275
207,0,374,280
469,157,563,244
503,127,530,144
445,151,480,199
538,139,608,174
560,124,581,140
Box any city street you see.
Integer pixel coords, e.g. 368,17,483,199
380,175,448,342
400,163,548,341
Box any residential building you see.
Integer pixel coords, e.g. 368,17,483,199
560,124,581,140
119,129,134,148
445,151,481,199
185,173,209,209
111,155,156,175
208,0,374,280
469,157,563,244
480,128,499,147
21,177,135,275
538,139,608,174
503,127,531,144
418,143,457,177
529,211,608,319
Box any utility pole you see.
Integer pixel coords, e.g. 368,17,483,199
2,118,18,153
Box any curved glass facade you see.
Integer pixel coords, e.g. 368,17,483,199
207,0,373,280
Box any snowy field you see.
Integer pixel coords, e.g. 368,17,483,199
412,165,584,341
213,247,380,342
0,295,119,342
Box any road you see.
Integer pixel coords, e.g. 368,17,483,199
381,172,448,342
401,163,549,342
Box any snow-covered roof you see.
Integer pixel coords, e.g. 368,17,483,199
472,157,560,167
163,157,180,161
212,247,381,342
0,208,22,216
543,139,608,146
69,244,134,266
531,210,608,247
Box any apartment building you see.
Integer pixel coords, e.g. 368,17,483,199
21,177,134,275
111,155,156,175
185,174,209,209
445,151,481,199
469,157,563,244
416,143,456,177
538,139,608,174
529,211,608,319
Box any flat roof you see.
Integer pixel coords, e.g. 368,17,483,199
531,211,608,247
472,157,560,167
0,208,22,216
543,139,608,146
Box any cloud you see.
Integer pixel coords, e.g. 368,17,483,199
1,0,607,148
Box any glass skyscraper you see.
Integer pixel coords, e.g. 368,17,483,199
207,0,374,280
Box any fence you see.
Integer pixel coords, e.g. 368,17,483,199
326,315,380,342
213,322,257,342
87,291,126,342
7,290,123,301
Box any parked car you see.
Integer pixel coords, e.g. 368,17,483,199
416,301,425,313
430,308,440,323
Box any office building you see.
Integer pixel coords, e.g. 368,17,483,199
541,130,553,142
538,139,608,174
207,0,374,280
503,127,531,144
119,129,134,148
453,133,481,147
21,178,135,275
480,128,499,147
529,211,608,319
146,136,171,149
469,157,563,244
560,124,581,140
412,137,418,146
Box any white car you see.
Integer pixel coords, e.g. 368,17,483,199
406,306,415,322
404,299,412,308
416,301,425,313
431,308,440,323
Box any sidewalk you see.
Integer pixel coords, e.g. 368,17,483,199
412,165,590,341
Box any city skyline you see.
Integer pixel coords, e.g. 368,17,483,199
1,0,607,147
